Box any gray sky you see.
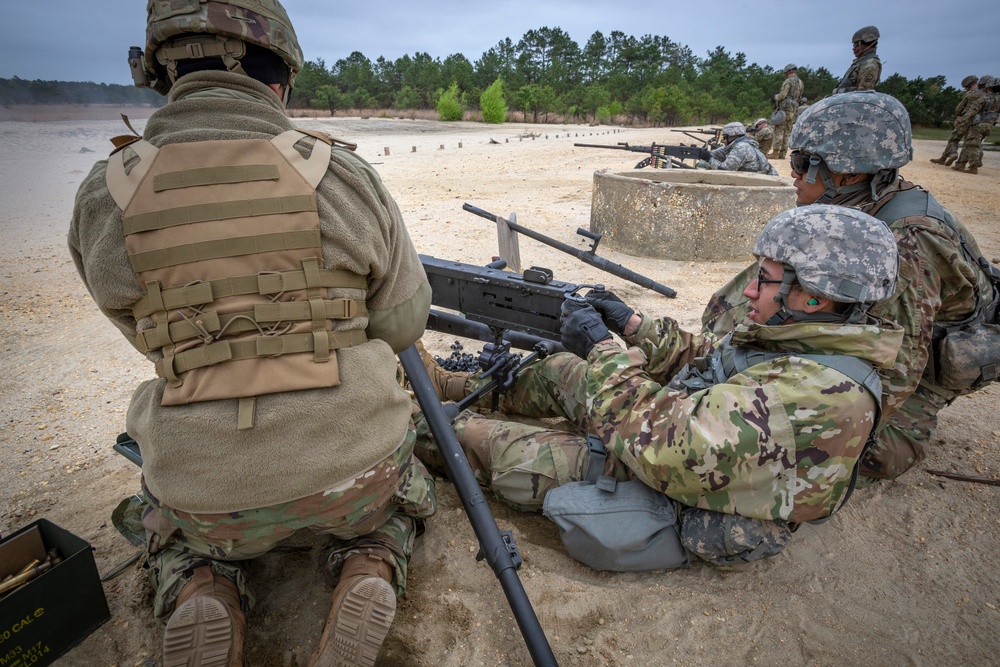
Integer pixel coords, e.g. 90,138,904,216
3,1,998,90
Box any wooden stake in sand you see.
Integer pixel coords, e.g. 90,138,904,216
496,211,521,273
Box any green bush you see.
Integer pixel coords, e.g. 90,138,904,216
436,83,465,121
595,101,622,124
480,77,507,124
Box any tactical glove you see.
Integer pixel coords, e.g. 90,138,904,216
584,289,634,335
698,146,713,161
560,299,612,359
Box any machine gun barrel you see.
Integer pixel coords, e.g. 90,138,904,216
461,204,677,298
399,346,559,667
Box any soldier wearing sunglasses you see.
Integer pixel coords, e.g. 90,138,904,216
703,91,997,484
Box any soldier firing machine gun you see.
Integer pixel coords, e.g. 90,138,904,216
573,141,702,169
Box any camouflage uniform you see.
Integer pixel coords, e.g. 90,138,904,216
706,136,779,175
142,428,435,619
833,50,882,93
957,78,999,169
418,309,899,526
939,85,987,163
704,166,990,481
69,53,435,628
754,123,774,154
772,69,803,158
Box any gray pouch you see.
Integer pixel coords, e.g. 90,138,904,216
542,477,690,572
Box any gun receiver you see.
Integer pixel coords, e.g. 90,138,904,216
461,203,677,298
421,254,591,342
573,141,699,170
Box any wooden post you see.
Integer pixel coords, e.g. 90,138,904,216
496,211,521,273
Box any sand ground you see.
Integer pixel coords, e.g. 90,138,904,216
1,106,998,666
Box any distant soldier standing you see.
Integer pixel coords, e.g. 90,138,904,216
752,118,774,154
770,63,803,160
954,75,998,174
931,75,985,166
833,26,882,94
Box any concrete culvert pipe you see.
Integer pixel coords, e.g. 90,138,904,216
590,169,797,261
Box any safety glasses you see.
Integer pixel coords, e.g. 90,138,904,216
789,151,813,175
756,262,784,287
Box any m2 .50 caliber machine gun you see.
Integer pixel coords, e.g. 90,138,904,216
573,141,702,169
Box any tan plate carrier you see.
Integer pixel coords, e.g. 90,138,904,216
106,129,367,429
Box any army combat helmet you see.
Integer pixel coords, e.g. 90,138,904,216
788,91,912,203
129,0,303,101
721,121,746,139
961,75,978,89
852,26,880,44
753,204,898,325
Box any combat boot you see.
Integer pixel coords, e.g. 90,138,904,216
966,166,979,174
310,548,397,667
944,156,957,166
952,162,967,172
413,339,469,402
930,157,947,164
163,566,245,667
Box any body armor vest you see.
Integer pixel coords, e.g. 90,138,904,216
833,53,878,94
105,130,367,425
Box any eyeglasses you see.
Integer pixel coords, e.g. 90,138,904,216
789,151,814,175
756,263,784,287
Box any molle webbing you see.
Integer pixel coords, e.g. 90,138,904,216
155,328,367,378
109,130,369,408
127,229,322,272
131,268,366,319
135,297,367,352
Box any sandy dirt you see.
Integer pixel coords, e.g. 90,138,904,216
1,108,998,667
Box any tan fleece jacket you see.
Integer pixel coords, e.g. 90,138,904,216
68,72,430,513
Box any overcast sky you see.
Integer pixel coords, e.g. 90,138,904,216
4,1,998,90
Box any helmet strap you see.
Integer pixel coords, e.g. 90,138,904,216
808,157,872,205
764,266,798,326
159,36,248,85
764,265,868,325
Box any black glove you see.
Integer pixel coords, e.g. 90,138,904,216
584,289,634,335
698,146,713,161
560,299,612,359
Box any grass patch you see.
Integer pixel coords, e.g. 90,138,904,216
912,126,952,141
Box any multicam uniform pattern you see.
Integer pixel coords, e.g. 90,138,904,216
142,429,436,620
417,313,900,525
705,136,779,175
772,73,803,157
941,87,987,162
69,72,436,621
958,85,1000,168
833,51,882,94
701,180,989,479
753,125,774,154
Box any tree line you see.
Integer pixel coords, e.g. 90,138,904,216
1,28,962,128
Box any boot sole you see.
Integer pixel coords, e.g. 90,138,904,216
313,577,396,667
163,596,234,667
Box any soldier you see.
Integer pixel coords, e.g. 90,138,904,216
702,91,998,483
67,1,435,666
751,117,774,154
954,75,998,174
695,121,778,174
930,74,986,166
833,26,882,94
770,63,804,159
417,205,902,568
